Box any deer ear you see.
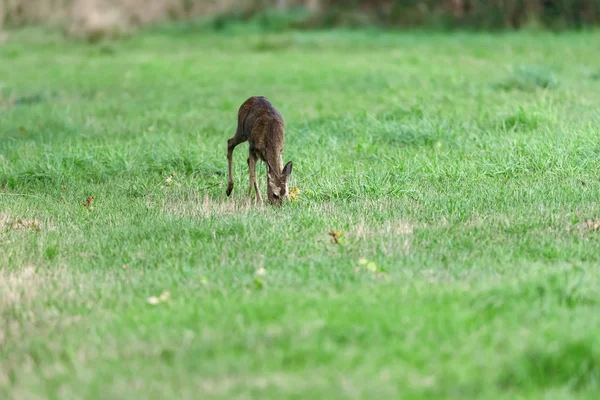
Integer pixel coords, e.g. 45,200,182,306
283,161,293,177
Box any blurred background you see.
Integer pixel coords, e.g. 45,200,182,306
2,0,600,40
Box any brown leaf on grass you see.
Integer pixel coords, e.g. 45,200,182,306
329,229,343,244
83,196,95,208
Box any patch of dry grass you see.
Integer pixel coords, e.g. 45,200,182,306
160,193,256,218
0,265,39,313
0,212,55,232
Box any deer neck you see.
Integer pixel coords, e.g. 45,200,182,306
265,153,283,178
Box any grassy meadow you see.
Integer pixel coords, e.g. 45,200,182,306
2,25,600,399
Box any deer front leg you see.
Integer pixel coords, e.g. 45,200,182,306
247,154,256,205
247,153,263,205
226,136,243,196
254,176,263,204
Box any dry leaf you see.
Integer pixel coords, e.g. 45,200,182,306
165,173,175,186
289,186,300,201
83,196,94,209
147,290,170,305
329,229,343,244
147,296,160,305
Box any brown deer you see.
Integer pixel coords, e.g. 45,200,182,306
226,96,293,205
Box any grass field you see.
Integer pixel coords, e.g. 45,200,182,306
2,25,600,399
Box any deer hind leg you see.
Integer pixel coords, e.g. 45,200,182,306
226,135,245,196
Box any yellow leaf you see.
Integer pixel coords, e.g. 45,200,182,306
147,296,159,305
289,187,300,201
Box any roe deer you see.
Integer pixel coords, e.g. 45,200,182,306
226,96,293,206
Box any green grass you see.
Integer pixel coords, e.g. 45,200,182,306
2,27,600,399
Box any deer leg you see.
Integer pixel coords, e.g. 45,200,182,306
247,153,260,205
254,161,263,204
254,177,263,204
226,135,244,196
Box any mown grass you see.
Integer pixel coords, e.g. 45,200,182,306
2,26,600,399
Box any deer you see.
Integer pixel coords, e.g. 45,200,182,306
226,96,293,206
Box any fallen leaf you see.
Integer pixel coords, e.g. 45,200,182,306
289,186,300,201
83,196,94,209
147,296,160,305
147,290,170,305
329,229,343,244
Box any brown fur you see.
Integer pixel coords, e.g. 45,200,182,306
226,96,293,205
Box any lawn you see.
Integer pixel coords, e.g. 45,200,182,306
1,25,600,399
